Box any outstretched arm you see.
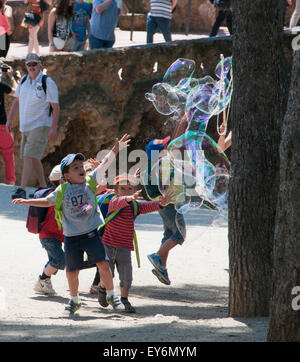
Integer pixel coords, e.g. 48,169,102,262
12,197,52,207
95,134,131,179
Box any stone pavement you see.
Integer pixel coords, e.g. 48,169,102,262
6,27,230,59
0,183,268,343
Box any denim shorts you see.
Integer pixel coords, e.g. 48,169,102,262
158,203,186,244
40,237,65,270
64,229,108,272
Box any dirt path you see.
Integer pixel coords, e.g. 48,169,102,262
0,183,268,342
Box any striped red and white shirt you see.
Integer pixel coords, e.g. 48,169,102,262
101,196,163,250
149,0,172,20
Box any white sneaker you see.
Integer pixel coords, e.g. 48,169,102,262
106,295,125,311
34,277,56,296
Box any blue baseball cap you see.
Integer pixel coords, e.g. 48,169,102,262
146,136,171,160
60,153,85,176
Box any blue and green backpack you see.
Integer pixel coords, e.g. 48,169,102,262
54,176,141,267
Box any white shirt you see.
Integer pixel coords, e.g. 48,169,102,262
14,71,59,133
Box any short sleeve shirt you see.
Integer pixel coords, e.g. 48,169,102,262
90,0,120,41
14,71,59,132
46,169,104,237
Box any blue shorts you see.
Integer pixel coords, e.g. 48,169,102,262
40,237,65,271
64,229,108,272
158,204,186,244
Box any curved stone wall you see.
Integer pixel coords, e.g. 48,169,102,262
1,34,294,186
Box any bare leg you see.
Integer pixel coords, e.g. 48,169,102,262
20,156,33,190
32,157,47,188
44,264,58,277
97,260,114,291
66,270,80,297
157,239,177,269
28,25,40,54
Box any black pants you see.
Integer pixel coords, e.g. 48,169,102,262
210,9,233,37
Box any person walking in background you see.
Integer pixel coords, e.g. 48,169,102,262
48,0,75,52
89,0,126,49
209,0,232,37
71,0,91,51
22,0,50,54
0,63,18,185
0,0,13,58
289,0,300,28
146,0,177,44
6,53,59,200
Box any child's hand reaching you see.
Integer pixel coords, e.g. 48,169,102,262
126,189,143,203
159,189,176,207
114,134,131,154
87,158,100,168
12,198,28,205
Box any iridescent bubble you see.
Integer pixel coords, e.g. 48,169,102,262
145,55,232,217
163,58,195,87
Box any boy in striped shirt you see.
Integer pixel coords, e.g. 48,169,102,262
99,173,175,313
146,0,177,43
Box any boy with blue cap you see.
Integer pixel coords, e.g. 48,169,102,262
13,134,130,315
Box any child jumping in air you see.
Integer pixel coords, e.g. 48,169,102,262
13,134,130,316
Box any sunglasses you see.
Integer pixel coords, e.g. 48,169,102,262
26,62,39,67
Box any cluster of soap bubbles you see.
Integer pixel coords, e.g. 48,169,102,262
145,56,232,216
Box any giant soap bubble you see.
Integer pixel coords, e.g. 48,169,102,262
145,56,232,217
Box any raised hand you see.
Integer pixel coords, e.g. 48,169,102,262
114,133,131,154
126,189,143,203
87,158,100,168
159,189,176,207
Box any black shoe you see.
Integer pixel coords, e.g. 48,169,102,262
11,187,26,200
121,297,136,313
98,286,108,307
63,300,81,316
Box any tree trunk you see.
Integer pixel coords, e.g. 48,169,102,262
229,0,284,316
267,50,300,342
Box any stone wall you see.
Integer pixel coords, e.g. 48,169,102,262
0,34,294,186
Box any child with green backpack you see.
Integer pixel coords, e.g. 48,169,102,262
12,134,131,315
97,173,175,313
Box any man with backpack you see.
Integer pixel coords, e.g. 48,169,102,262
6,53,60,200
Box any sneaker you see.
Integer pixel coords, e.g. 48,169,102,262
11,187,26,200
63,299,81,316
89,284,99,295
121,298,136,313
106,294,125,311
98,286,108,307
152,268,171,285
34,277,56,296
147,253,163,272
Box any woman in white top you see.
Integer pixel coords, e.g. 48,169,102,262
48,0,75,52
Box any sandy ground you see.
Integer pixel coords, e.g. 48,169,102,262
0,183,268,343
